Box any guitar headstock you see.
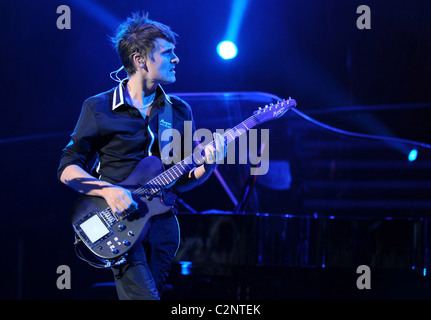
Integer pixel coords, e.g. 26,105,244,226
253,98,297,124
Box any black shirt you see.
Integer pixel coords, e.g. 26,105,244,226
57,80,196,184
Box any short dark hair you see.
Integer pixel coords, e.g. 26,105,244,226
110,12,177,76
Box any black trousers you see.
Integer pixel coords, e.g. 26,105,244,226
111,212,180,300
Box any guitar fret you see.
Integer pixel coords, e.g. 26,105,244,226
148,181,157,190
227,131,235,141
151,179,161,190
173,167,181,177
166,172,173,182
167,171,175,181
158,175,166,185
161,174,170,185
181,160,188,170
170,169,177,179
178,162,186,172
156,176,165,186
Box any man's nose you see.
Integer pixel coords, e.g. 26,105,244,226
172,54,180,64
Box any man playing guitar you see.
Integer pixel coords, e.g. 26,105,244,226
58,12,226,300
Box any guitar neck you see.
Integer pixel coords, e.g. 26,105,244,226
132,115,260,197
193,114,260,162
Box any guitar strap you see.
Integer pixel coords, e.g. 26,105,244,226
157,98,180,166
157,98,180,213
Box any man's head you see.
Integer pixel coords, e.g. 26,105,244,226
110,12,179,81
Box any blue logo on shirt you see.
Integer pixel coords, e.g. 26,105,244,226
159,119,172,128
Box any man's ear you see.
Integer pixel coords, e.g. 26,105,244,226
133,53,147,71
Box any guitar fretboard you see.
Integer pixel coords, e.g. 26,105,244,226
132,115,260,197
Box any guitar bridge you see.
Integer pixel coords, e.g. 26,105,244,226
99,209,118,226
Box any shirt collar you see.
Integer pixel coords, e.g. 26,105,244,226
112,78,172,110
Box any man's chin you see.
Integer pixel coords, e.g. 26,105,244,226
161,77,176,85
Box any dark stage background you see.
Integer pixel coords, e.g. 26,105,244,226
1,0,431,300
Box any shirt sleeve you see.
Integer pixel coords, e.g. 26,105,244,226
57,100,100,181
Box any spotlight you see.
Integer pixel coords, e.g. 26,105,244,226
217,40,238,60
179,261,192,275
408,149,418,162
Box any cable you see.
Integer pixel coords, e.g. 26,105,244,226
254,91,431,150
291,108,431,149
73,236,127,269
109,65,126,83
74,241,108,269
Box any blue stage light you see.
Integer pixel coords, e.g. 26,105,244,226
408,149,418,162
217,40,238,60
179,261,192,275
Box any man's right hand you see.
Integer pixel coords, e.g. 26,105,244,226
60,164,138,215
100,185,138,216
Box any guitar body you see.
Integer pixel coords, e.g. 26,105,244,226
71,156,173,260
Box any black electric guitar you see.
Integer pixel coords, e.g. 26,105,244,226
71,98,297,262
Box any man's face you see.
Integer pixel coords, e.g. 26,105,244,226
146,38,179,85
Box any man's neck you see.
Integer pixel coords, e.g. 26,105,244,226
127,75,158,104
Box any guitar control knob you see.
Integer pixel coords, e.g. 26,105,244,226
117,224,126,231
111,248,119,254
128,231,134,236
123,240,131,246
